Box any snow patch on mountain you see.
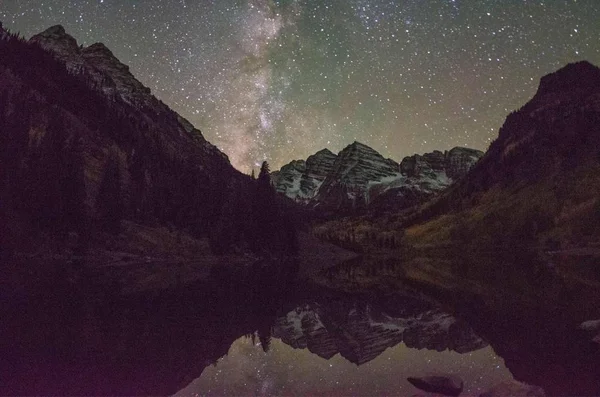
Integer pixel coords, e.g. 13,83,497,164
273,142,483,212
272,149,337,202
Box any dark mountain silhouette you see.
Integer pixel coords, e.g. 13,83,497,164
400,61,600,248
0,24,295,259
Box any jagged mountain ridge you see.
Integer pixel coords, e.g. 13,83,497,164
371,146,484,212
273,297,486,365
29,25,226,162
271,148,338,202
0,24,243,255
314,141,401,211
273,141,483,213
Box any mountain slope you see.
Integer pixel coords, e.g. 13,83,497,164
402,61,600,248
29,25,226,162
0,25,243,257
314,141,401,212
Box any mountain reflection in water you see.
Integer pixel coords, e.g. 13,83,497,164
181,336,509,396
2,250,600,396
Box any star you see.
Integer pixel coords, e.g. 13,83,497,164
3,0,599,173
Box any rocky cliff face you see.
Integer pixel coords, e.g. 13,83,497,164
273,296,486,365
271,149,337,201
30,25,150,104
0,25,242,255
314,141,401,211
28,25,226,162
464,61,600,192
370,147,483,212
273,141,482,213
400,147,483,180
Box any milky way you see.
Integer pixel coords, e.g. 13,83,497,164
3,1,600,171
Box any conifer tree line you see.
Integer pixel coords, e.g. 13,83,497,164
209,161,298,256
312,227,403,253
0,26,297,256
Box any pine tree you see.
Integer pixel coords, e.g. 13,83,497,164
209,180,243,254
61,135,87,235
96,148,123,233
257,161,270,184
252,161,278,252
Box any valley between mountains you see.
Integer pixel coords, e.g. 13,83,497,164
2,24,600,280
2,22,600,397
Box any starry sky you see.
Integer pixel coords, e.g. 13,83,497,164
2,1,600,172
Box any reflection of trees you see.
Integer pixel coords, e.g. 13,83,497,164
455,302,600,396
415,252,600,396
258,325,273,353
1,260,291,395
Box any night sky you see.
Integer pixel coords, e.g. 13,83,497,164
2,1,600,172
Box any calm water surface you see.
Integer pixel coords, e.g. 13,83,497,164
180,337,511,396
2,251,600,396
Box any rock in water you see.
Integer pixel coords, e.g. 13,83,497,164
407,375,464,396
579,319,600,344
579,319,600,332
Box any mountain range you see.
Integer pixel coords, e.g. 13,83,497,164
3,22,600,397
2,22,600,258
272,141,483,214
317,61,600,250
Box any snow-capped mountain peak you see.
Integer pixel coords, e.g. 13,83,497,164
272,142,483,213
271,148,338,202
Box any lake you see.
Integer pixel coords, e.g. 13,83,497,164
2,250,600,396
